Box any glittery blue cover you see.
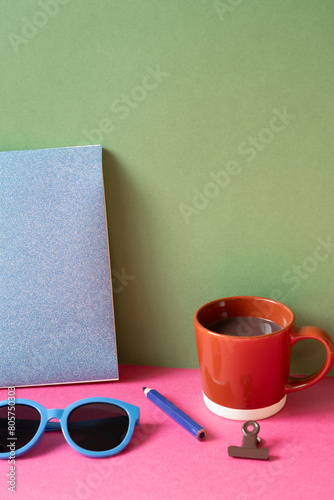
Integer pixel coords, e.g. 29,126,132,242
0,145,118,387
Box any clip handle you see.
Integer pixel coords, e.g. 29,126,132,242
242,421,260,448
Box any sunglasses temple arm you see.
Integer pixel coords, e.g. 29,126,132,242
45,415,139,432
45,420,100,432
45,421,62,431
45,418,124,432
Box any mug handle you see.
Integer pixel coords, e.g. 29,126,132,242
285,327,334,393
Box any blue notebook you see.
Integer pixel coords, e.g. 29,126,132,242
0,145,118,387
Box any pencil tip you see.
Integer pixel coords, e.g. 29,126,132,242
142,387,147,391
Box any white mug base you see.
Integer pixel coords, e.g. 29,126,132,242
203,392,287,420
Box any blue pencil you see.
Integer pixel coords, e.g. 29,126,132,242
143,387,207,440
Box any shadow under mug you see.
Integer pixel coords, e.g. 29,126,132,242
194,296,334,420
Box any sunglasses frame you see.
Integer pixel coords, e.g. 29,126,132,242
0,397,140,458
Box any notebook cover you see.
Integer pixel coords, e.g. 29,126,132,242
0,145,118,387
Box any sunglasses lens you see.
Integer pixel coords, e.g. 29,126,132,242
67,403,130,452
0,404,41,453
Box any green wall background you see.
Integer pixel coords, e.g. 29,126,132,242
1,0,333,374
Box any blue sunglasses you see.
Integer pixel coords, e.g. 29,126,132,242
0,397,140,458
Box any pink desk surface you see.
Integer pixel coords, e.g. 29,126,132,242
0,365,333,500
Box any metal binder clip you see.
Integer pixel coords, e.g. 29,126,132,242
228,420,269,460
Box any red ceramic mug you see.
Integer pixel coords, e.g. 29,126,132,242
194,296,334,420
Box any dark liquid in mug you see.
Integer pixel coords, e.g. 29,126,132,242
207,316,282,337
